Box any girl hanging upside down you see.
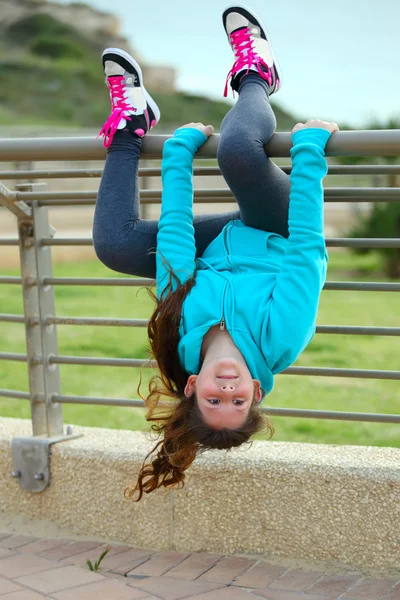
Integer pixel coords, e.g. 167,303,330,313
93,5,339,501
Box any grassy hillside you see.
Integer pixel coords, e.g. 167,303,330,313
0,12,297,131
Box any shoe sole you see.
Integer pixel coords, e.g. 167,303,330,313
222,3,282,92
102,47,161,126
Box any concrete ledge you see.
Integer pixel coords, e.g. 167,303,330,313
0,417,399,572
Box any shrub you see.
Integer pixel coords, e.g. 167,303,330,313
30,35,86,60
6,13,74,45
349,202,400,278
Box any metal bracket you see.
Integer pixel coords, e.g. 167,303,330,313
14,183,56,237
0,182,32,220
11,430,82,493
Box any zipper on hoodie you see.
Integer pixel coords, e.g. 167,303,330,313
219,279,229,331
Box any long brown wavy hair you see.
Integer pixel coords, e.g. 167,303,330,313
125,257,274,502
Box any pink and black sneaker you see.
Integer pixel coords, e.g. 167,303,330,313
98,48,160,148
222,5,282,97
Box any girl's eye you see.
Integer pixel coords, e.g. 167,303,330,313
206,399,244,405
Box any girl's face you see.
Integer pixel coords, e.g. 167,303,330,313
184,357,262,430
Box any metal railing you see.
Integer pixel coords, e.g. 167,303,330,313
1,130,399,446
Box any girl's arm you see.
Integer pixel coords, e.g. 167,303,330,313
265,123,337,373
156,126,212,300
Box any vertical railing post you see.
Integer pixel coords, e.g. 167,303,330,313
17,183,64,438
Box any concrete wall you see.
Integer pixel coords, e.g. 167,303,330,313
0,417,399,572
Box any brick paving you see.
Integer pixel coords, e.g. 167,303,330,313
0,532,398,600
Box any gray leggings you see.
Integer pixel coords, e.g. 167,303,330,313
93,73,291,278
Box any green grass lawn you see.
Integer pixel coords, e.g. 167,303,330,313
0,249,399,448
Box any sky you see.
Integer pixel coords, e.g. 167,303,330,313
59,0,400,127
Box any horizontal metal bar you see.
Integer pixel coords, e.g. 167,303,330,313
0,169,106,180
0,314,25,323
275,165,400,175
3,164,400,180
41,239,92,246
22,196,400,207
1,385,397,426
326,239,400,248
29,198,209,207
16,187,400,204
49,355,157,368
1,353,398,379
264,407,400,423
40,319,400,336
1,276,397,293
44,277,154,286
0,239,19,246
0,389,30,399
47,354,400,379
2,314,398,336
42,277,400,292
4,277,397,292
14,188,400,201
39,237,400,249
0,388,397,424
0,167,220,179
47,316,148,327
51,394,400,423
1,130,400,162
53,394,147,408
284,367,400,379
324,281,400,291
0,277,22,284
316,325,400,336
0,352,27,362
325,188,400,198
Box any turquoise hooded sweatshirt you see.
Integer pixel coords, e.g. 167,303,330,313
156,126,331,399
